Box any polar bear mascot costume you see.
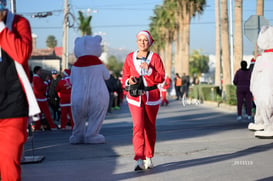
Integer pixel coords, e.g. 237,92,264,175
69,35,110,144
249,25,273,138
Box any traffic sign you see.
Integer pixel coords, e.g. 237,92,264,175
244,15,270,44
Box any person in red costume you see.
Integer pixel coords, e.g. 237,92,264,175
56,69,74,130
161,75,171,106
0,0,40,180
32,66,57,131
122,30,165,171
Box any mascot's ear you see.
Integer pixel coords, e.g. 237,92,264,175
94,35,102,43
257,25,273,50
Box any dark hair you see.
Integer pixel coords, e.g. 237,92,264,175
176,73,180,77
240,60,247,70
33,66,42,73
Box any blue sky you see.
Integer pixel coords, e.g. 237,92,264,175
11,0,273,56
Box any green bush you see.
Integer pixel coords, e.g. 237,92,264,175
189,85,221,102
189,84,238,106
224,84,237,105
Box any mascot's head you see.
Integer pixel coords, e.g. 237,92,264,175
74,35,102,58
257,25,273,50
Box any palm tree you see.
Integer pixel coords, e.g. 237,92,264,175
256,0,264,16
150,3,176,78
233,0,243,74
220,0,231,94
177,0,206,75
78,11,92,36
46,35,57,49
214,0,221,86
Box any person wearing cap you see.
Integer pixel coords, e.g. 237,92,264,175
122,30,165,171
48,69,61,123
32,66,57,131
233,60,252,121
0,1,40,180
56,69,74,129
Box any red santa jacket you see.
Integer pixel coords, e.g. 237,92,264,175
32,74,47,102
56,77,72,107
0,11,41,118
122,51,165,107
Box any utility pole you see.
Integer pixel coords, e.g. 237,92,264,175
10,0,16,13
62,0,69,71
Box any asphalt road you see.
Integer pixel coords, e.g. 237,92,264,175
21,99,273,181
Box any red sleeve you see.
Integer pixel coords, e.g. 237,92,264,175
121,53,133,87
145,53,165,84
0,15,32,65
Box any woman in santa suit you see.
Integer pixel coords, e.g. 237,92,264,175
122,30,165,171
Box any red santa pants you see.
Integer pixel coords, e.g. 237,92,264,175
35,101,56,130
128,99,159,160
60,106,74,129
161,91,168,106
0,117,27,181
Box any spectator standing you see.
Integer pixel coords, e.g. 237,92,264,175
32,66,57,130
105,71,118,113
174,73,182,100
0,1,40,180
233,60,252,121
48,70,61,123
56,69,74,130
181,73,190,98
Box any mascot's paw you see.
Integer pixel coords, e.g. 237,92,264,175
248,123,264,131
85,134,105,144
69,135,85,144
255,130,273,138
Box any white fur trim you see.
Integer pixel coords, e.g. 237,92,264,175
0,21,5,32
125,78,130,86
14,62,41,118
126,97,141,107
147,68,153,76
36,98,47,102
146,99,162,106
60,103,71,107
133,51,153,76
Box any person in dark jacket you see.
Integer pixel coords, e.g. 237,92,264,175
105,71,118,113
233,60,252,121
48,70,61,122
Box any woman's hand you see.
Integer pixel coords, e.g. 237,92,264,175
140,62,148,72
129,76,137,85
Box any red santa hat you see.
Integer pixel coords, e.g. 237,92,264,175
136,30,154,46
63,69,71,77
250,58,256,64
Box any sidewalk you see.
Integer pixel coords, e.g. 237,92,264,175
21,99,273,181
